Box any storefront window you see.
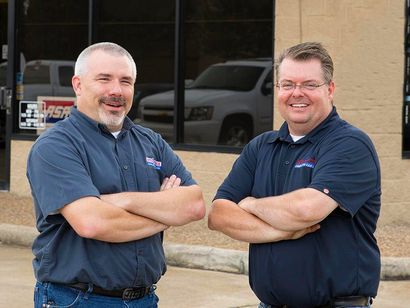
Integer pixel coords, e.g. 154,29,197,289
14,0,88,135
404,1,410,157
11,0,273,151
96,0,175,123
137,0,273,148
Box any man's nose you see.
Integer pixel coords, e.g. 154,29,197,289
109,80,123,95
292,85,305,97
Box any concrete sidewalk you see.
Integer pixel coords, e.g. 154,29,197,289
1,223,410,279
1,244,409,308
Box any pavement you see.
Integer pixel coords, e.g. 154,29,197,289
1,223,410,307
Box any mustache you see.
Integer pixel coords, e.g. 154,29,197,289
98,96,127,105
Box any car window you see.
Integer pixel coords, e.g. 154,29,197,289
23,64,50,84
191,65,264,91
261,69,273,96
58,66,74,87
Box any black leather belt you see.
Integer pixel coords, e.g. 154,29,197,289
328,296,371,308
67,282,152,300
267,296,371,308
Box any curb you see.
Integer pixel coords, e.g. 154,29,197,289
1,223,409,280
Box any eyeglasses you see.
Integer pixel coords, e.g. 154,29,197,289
276,81,328,91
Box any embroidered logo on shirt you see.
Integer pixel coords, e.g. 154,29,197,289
294,157,316,169
146,157,162,170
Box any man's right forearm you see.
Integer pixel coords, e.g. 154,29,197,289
91,210,169,243
60,196,169,243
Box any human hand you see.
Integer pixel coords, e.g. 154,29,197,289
238,196,256,212
285,224,321,240
160,174,181,191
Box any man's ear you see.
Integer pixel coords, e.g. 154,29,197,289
72,75,81,96
327,80,335,102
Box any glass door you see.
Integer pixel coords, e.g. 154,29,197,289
0,0,8,189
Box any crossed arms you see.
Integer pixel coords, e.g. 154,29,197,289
61,175,205,243
208,188,338,243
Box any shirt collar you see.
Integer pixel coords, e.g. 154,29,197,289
268,106,341,144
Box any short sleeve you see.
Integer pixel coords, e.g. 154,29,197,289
27,136,100,220
214,138,258,203
308,136,380,216
156,136,197,186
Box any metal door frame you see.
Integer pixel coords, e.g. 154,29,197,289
0,0,16,190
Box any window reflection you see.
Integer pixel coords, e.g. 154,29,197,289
22,60,75,101
13,0,273,149
138,59,272,146
191,65,265,91
404,1,410,155
135,0,273,147
15,0,87,134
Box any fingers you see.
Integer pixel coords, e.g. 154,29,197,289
290,224,320,240
160,178,168,191
160,174,181,191
308,224,321,233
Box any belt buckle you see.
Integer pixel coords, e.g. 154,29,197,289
122,287,146,300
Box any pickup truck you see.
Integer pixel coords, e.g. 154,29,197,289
22,59,76,101
136,58,273,146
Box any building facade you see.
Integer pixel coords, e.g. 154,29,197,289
1,0,409,225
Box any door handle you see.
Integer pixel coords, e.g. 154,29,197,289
1,87,13,114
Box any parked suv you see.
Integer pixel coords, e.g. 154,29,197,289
136,58,273,146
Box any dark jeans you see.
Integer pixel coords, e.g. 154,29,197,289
258,299,372,308
34,281,159,308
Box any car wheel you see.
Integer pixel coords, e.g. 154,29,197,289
219,119,252,146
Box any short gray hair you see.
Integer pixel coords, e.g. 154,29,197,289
75,42,137,79
275,42,333,83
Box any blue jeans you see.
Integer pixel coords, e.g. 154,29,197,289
34,281,159,308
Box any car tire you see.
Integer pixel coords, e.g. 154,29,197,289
218,118,252,147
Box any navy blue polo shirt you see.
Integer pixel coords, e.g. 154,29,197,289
215,107,381,307
27,107,196,290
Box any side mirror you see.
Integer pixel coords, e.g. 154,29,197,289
185,79,194,88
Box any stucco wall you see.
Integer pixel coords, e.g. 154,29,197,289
275,0,410,224
9,0,410,225
10,140,32,196
10,140,238,211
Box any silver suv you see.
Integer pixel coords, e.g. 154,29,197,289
136,58,273,146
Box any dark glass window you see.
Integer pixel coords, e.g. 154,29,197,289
12,0,273,152
0,63,6,85
404,1,410,157
138,0,273,148
14,0,88,134
191,65,264,92
97,0,175,123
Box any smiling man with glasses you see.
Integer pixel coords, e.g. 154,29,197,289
209,42,381,307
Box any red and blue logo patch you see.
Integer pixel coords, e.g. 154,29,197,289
146,157,162,170
295,157,316,168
